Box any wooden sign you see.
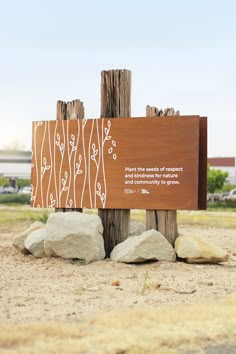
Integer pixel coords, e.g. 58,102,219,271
31,116,207,210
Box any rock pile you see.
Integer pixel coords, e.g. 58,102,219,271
13,212,105,263
13,214,230,265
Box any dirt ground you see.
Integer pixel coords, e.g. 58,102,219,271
0,221,236,324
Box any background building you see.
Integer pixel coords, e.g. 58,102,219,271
0,150,31,179
208,157,236,185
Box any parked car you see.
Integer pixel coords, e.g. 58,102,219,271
219,191,230,201
225,189,236,201
207,193,221,202
19,186,32,194
3,186,18,194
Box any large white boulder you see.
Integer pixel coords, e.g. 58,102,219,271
175,234,230,263
44,212,105,263
25,228,47,258
111,229,176,263
13,221,45,254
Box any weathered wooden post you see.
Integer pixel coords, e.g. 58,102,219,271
98,69,131,256
146,105,179,246
56,99,84,212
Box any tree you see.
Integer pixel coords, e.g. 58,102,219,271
17,179,31,189
0,176,9,187
207,166,228,193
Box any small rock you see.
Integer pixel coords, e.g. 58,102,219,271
175,234,230,264
25,228,47,257
13,222,45,254
111,229,176,263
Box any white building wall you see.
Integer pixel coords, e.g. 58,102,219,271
0,163,31,179
211,166,236,185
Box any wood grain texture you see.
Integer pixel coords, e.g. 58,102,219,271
146,105,179,245
99,69,131,257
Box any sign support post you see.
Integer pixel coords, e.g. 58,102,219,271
98,69,131,257
146,105,179,245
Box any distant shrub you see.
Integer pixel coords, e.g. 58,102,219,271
0,176,9,187
225,199,236,208
0,193,30,204
222,184,236,192
17,179,31,189
207,201,236,211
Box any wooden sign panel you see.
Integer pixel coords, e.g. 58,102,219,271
31,116,207,210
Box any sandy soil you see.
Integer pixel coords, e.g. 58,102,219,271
0,222,236,324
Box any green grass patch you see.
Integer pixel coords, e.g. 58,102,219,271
0,193,30,205
0,206,50,224
207,201,236,211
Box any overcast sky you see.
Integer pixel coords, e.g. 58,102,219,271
0,0,235,157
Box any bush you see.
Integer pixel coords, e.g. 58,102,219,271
0,176,9,187
222,184,236,192
17,179,31,189
225,199,236,208
207,201,236,211
0,193,31,205
207,167,228,193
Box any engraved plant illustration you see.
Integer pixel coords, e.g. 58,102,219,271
31,118,117,208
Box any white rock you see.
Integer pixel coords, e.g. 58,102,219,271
175,234,230,263
44,212,105,263
13,222,45,254
25,228,47,257
111,229,176,263
129,221,146,236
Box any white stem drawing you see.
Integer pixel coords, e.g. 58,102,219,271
56,123,65,205
66,199,73,208
66,120,77,207
30,147,35,203
46,121,52,207
40,123,47,207
41,156,51,178
96,119,117,208
73,120,82,207
96,182,105,207
88,119,94,208
53,120,59,207
93,119,101,208
59,171,68,200
80,119,87,207
48,193,56,208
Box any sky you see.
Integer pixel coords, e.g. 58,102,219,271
0,0,235,157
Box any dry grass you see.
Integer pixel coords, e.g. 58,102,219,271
0,296,236,354
177,210,236,229
0,206,236,228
